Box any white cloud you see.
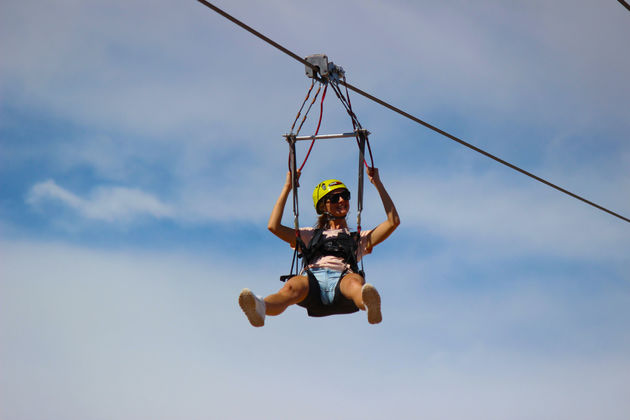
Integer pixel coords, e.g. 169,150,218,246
2,0,628,141
27,179,174,222
1,239,629,420
0,0,300,138
376,169,630,261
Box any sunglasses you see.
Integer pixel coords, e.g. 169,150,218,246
326,190,351,204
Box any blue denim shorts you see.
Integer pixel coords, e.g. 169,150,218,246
308,267,344,306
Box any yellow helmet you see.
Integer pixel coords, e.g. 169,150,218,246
312,179,349,214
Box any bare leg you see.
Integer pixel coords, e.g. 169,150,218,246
340,273,382,324
264,275,309,316
339,273,367,309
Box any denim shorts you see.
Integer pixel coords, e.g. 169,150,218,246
308,267,344,306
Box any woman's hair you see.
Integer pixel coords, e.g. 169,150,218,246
315,200,328,229
316,213,329,230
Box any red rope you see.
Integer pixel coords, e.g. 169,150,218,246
298,83,327,172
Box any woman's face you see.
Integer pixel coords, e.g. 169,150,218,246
324,189,350,218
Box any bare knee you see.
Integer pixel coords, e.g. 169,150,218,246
340,273,365,290
280,275,309,301
264,275,309,316
339,273,365,304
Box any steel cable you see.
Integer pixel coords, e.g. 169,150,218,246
290,80,315,134
298,84,328,172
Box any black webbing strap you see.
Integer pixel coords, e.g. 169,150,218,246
281,135,302,282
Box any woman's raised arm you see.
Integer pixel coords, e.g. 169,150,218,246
268,171,300,246
365,167,400,252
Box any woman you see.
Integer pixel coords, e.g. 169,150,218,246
238,167,400,327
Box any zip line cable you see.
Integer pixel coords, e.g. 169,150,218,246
619,0,630,13
195,0,630,224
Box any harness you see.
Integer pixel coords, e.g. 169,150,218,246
297,228,362,275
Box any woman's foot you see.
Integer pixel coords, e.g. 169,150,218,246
361,284,382,324
238,288,266,327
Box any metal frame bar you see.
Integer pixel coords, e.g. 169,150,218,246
284,129,369,232
286,135,300,232
356,132,366,231
284,130,370,142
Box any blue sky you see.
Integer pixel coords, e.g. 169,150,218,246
1,0,629,419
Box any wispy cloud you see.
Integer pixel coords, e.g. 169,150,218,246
27,180,174,223
380,170,630,261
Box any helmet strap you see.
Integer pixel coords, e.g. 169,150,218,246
323,211,346,221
